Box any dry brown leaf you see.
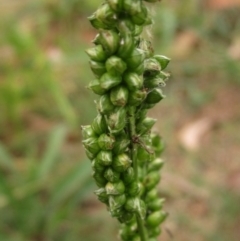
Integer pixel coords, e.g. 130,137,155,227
178,117,213,151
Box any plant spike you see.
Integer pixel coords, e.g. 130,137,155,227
82,1,170,240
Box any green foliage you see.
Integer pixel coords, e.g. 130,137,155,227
0,126,93,240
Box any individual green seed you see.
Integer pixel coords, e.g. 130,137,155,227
139,39,154,58
107,0,124,12
85,45,108,62
147,198,165,211
97,94,115,114
144,172,160,191
92,171,107,187
99,30,120,55
158,71,170,81
151,133,165,156
89,60,106,78
106,56,127,75
136,117,157,135
112,153,132,172
92,158,106,172
124,198,146,219
88,79,107,95
123,0,142,15
134,25,143,36
130,4,148,25
94,188,108,204
91,114,107,135
124,197,140,212
96,150,113,166
131,235,141,241
148,158,164,172
122,167,135,185
107,107,126,134
82,137,101,155
145,189,158,203
109,207,123,217
81,125,97,139
117,18,135,35
123,72,143,91
144,76,165,89
126,181,141,196
118,211,134,223
95,2,117,26
154,55,171,70
146,211,168,227
105,181,125,195
112,137,130,155
128,89,147,106
117,34,135,59
98,134,115,151
134,63,144,75
119,223,137,241
88,14,110,30
104,167,120,182
84,148,96,160
109,194,127,212
137,146,151,165
99,72,122,91
110,85,129,107
125,48,146,70
149,227,161,238
145,88,165,104
144,58,161,77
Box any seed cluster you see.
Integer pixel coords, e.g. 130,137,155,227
81,1,170,240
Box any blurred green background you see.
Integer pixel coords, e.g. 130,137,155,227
0,0,240,240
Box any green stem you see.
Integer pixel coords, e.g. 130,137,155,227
128,106,148,241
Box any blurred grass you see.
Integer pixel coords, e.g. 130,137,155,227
0,0,240,240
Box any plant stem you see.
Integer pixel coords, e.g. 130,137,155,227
128,106,148,241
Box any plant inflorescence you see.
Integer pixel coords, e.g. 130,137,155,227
82,1,170,240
